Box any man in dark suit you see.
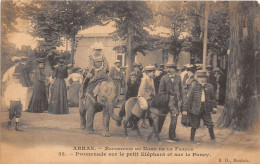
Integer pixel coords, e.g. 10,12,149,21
206,65,217,92
182,70,217,143
158,62,185,142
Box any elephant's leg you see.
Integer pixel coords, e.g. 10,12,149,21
101,108,111,137
79,99,86,130
101,109,110,137
86,99,95,134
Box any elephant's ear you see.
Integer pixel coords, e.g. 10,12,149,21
93,82,101,97
106,81,116,103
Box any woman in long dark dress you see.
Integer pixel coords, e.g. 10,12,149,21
27,58,48,113
48,58,69,114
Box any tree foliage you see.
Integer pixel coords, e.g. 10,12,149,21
1,1,19,75
20,1,105,55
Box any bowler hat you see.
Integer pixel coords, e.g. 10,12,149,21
165,62,177,68
195,70,207,77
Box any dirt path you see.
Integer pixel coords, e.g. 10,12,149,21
1,102,259,164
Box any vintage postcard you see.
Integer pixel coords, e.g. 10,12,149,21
1,1,260,164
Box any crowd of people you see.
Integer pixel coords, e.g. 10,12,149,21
2,41,226,144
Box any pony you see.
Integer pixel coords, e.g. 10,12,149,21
117,94,172,144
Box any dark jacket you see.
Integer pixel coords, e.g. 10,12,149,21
159,74,185,115
158,74,185,102
15,63,32,87
125,81,139,100
184,76,197,95
182,83,217,115
154,70,167,94
207,73,217,91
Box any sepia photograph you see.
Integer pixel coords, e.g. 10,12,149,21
1,0,260,163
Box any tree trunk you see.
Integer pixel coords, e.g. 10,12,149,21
126,27,134,80
217,2,259,130
126,1,134,80
70,37,76,65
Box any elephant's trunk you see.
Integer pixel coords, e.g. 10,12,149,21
107,104,122,121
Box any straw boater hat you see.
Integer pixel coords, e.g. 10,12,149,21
164,62,177,68
12,56,21,62
144,65,156,71
195,70,208,77
91,42,104,50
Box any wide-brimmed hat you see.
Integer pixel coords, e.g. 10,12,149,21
195,70,207,77
36,58,45,63
165,62,177,68
91,42,104,50
12,56,21,62
144,65,156,71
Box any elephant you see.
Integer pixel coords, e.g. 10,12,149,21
79,80,122,137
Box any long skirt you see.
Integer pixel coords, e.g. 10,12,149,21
68,81,81,107
48,78,69,114
28,81,48,113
